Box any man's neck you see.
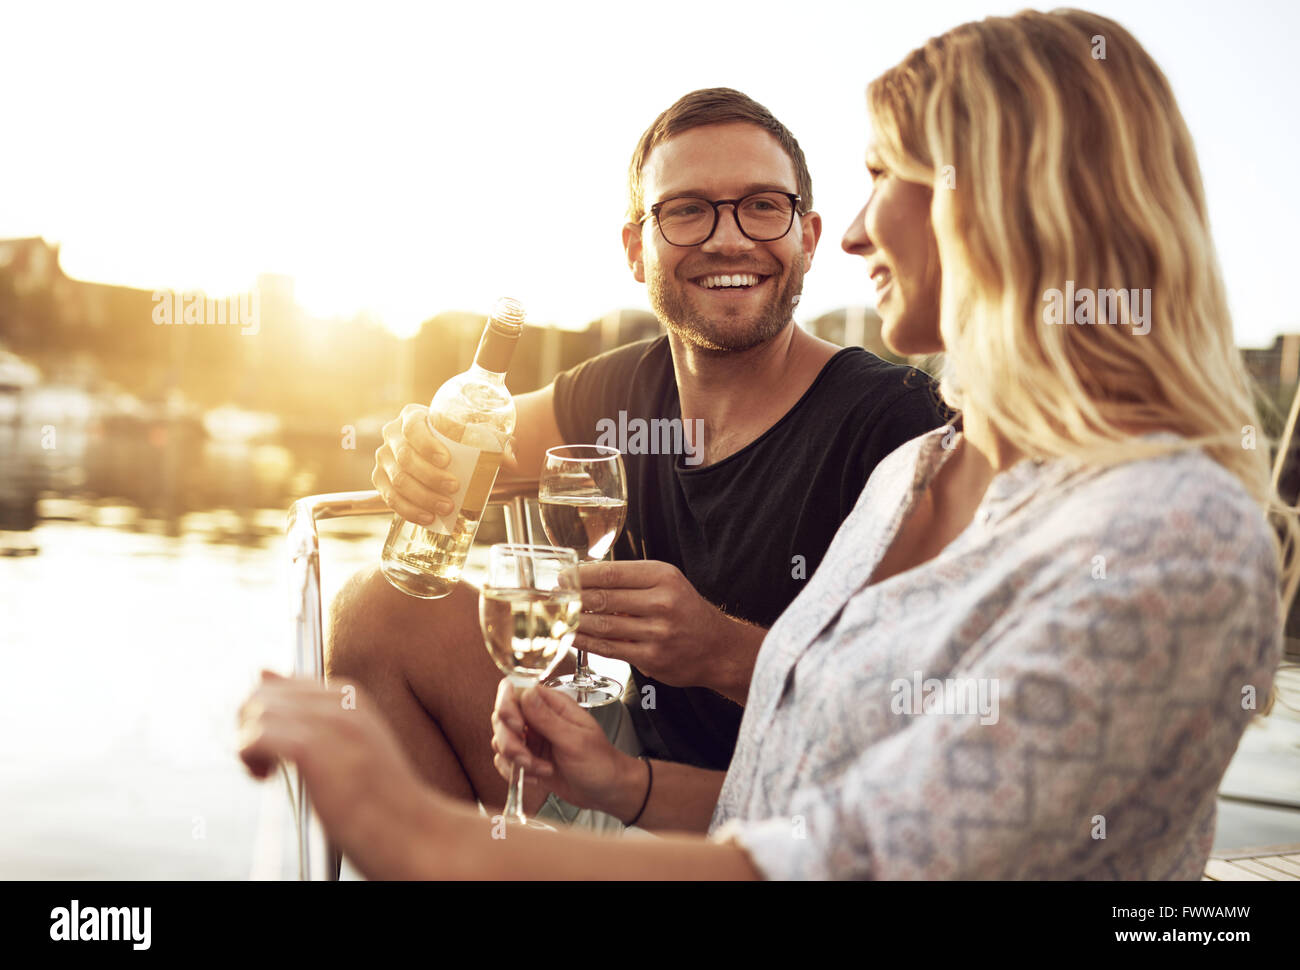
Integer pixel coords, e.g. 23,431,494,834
666,322,838,466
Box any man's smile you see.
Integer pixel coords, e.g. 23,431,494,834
689,272,772,293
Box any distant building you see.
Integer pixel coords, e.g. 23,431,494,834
409,307,661,399
804,305,912,364
0,237,62,292
803,306,948,379
0,238,402,419
1241,334,1300,397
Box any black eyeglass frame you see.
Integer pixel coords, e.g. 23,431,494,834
638,191,804,247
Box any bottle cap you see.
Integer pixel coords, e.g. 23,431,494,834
488,296,526,335
475,296,525,372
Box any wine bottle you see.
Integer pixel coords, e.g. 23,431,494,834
380,297,524,598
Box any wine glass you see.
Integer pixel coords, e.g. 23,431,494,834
479,543,582,829
537,444,628,707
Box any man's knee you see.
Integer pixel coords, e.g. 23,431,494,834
324,565,376,676
325,565,480,680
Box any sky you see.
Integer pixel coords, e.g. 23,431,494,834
2,0,1298,345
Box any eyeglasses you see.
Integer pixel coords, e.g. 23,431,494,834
640,191,802,247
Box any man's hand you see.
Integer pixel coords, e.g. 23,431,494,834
237,671,442,879
573,560,766,704
372,404,460,525
490,680,646,821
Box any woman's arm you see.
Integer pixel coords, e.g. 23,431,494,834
491,681,725,834
409,792,762,880
630,759,727,834
238,672,758,878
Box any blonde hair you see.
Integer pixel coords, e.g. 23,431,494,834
867,8,1300,631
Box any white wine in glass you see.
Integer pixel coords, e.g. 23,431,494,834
537,494,626,562
538,444,628,708
481,588,583,683
479,543,581,830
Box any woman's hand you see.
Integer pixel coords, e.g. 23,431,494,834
490,680,647,822
237,671,443,879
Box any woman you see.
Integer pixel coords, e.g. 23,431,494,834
239,9,1295,879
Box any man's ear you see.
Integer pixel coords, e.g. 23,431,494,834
800,210,823,273
622,222,646,283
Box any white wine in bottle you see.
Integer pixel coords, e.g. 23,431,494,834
380,297,525,598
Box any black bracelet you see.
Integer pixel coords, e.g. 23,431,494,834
625,756,653,828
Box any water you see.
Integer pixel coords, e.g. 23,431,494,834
0,509,389,879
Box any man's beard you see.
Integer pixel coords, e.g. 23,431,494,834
648,256,806,354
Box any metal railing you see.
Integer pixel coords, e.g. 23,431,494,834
284,480,538,880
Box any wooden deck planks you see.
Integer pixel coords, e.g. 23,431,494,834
1232,858,1296,879
1252,855,1300,878
1204,859,1270,880
1203,844,1300,880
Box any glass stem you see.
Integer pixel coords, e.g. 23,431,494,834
573,648,594,685
503,681,530,824
504,761,527,825
571,549,605,687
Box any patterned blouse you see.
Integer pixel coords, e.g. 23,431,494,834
709,427,1282,879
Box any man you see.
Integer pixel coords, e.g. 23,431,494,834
330,87,947,835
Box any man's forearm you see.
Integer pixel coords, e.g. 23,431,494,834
710,614,767,705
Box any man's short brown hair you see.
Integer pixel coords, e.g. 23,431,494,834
627,87,814,224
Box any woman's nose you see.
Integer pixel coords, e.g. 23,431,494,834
842,202,872,256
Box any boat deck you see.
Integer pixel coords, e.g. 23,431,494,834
1203,845,1300,880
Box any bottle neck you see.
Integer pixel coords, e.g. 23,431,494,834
473,320,519,376
469,362,507,385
